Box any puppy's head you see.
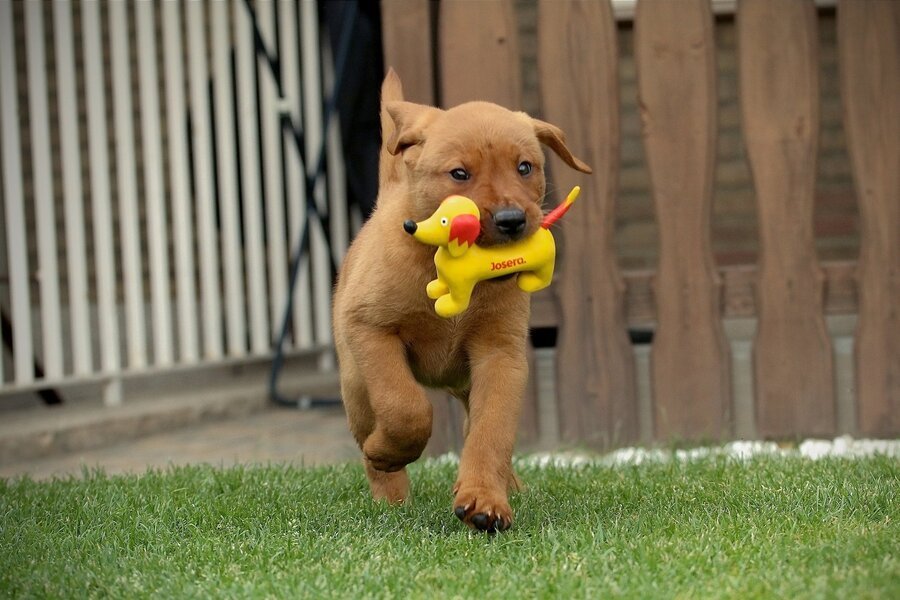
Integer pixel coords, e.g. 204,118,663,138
387,100,591,247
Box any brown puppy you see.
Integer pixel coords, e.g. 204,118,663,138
332,69,591,533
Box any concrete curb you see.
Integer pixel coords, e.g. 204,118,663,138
0,370,341,465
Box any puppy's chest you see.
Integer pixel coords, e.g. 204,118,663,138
401,323,470,388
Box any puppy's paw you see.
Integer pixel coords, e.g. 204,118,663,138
452,482,513,533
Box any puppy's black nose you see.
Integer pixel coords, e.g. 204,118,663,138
493,208,526,237
403,220,417,234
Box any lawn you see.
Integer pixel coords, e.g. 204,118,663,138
2,454,898,598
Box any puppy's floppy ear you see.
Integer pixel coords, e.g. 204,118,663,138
532,118,593,174
386,101,442,155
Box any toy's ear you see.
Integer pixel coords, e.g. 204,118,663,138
532,118,593,174
385,101,443,155
448,213,480,257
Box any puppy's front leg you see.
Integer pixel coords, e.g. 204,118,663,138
453,334,527,533
349,326,433,474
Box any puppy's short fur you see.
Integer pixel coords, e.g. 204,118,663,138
333,70,591,532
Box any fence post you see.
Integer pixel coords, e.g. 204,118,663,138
279,0,314,351
636,0,731,440
186,0,224,360
256,0,290,346
300,0,334,360
381,0,435,105
739,0,835,437
838,0,900,436
162,0,199,364
211,0,248,358
236,0,270,355
0,0,32,383
439,0,521,109
54,0,92,376
26,1,64,379
539,0,637,448
109,1,148,369
136,1,174,367
82,0,121,374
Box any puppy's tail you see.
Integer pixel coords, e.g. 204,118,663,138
541,186,581,229
379,68,405,188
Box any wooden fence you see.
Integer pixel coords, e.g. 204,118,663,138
382,0,899,451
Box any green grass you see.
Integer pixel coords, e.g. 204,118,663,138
2,456,898,598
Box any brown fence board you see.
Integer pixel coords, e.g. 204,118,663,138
434,0,528,449
381,0,435,104
538,0,637,447
635,0,731,439
739,0,835,437
438,0,521,108
838,0,900,436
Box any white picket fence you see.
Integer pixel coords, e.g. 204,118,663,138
0,0,348,403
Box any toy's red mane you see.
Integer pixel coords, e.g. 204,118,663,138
450,214,480,247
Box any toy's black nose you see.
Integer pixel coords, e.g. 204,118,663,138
493,208,526,237
403,220,418,234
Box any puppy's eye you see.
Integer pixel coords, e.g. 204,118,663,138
517,161,533,177
449,168,470,181
440,217,449,226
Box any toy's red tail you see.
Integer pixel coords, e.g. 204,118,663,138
541,186,581,229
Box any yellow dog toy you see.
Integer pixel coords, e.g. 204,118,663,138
404,187,581,318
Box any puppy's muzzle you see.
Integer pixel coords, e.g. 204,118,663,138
403,220,418,234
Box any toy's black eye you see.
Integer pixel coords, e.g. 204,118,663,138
517,161,533,177
450,168,470,181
